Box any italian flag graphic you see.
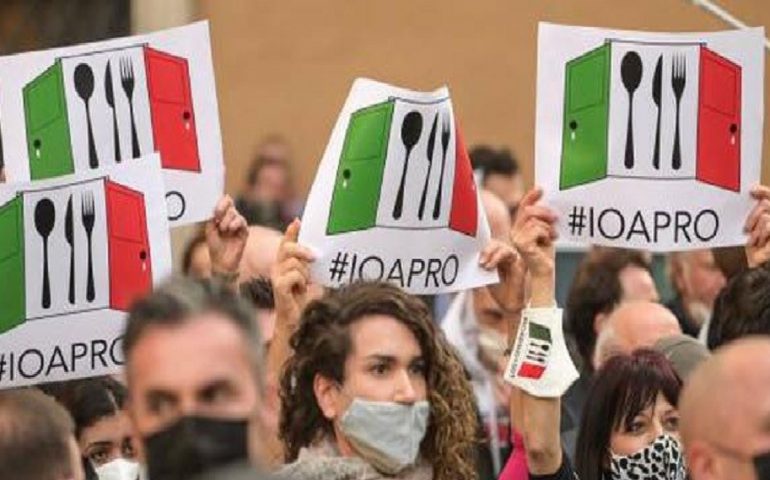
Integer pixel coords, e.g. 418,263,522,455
516,322,552,379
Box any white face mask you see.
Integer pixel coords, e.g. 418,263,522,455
339,398,430,475
94,458,141,480
609,434,686,480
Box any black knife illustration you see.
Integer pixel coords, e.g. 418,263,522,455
418,113,439,220
652,55,662,169
65,195,75,304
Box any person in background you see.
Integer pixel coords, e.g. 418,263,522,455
666,249,726,337
275,281,481,480
123,277,269,480
52,377,139,480
653,334,711,382
442,189,525,478
706,262,770,350
591,301,682,369
236,135,301,231
561,247,658,459
470,145,525,219
681,337,770,480
182,223,282,285
0,388,85,480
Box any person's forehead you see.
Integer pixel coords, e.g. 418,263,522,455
79,411,130,445
619,265,657,300
349,314,422,358
127,314,255,390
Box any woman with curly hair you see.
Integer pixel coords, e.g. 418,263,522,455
268,220,482,480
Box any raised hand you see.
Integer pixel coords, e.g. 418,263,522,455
510,187,558,279
271,218,315,327
206,195,249,284
479,238,525,316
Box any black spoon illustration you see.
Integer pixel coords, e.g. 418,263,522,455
392,111,423,220
418,113,438,220
74,63,98,169
652,55,662,169
34,198,55,309
621,51,642,169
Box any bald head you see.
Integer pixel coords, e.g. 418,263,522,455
593,301,682,369
680,337,770,480
481,189,511,240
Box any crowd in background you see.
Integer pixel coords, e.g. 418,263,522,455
2,134,770,480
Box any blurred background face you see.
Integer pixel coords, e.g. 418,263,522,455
618,265,659,304
251,162,290,203
127,314,260,447
78,410,137,468
483,172,524,218
326,315,427,423
675,250,726,325
610,393,680,456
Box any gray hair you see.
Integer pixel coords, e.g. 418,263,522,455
123,276,265,391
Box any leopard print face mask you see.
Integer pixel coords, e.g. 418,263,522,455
609,434,687,480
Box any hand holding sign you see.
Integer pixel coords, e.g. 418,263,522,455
272,219,315,328
746,185,770,268
479,240,524,316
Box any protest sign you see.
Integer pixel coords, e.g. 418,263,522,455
299,78,497,294
536,23,764,251
0,21,223,225
0,155,171,388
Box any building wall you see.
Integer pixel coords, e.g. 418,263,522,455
198,0,769,197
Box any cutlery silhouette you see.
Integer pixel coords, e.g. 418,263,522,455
672,54,686,170
120,58,140,159
34,198,55,309
621,51,642,169
393,111,423,220
652,55,662,169
65,195,75,304
432,117,451,220
105,61,121,163
74,63,98,169
418,113,439,220
81,191,96,303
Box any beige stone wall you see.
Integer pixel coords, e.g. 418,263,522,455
197,0,769,197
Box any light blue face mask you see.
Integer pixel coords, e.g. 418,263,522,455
339,398,430,475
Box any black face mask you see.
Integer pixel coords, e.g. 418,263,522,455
144,415,249,480
754,450,770,480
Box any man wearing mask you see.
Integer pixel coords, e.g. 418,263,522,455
123,197,270,480
124,277,268,480
680,337,770,480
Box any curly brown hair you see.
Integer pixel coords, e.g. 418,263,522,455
279,281,479,480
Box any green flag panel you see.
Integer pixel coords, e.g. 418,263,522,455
24,61,74,180
560,43,610,190
327,100,394,235
0,196,25,334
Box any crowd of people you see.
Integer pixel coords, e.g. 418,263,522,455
2,137,770,480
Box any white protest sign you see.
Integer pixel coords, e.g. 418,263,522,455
536,23,764,251
0,154,171,388
0,21,223,225
299,78,497,294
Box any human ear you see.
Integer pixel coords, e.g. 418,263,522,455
314,373,342,420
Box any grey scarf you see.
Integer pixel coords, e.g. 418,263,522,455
275,439,433,480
